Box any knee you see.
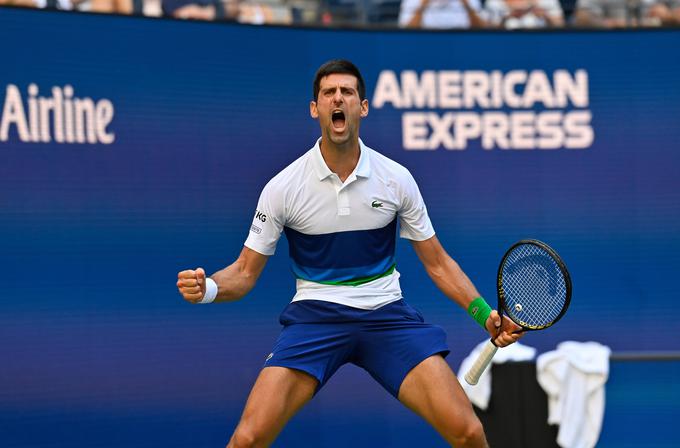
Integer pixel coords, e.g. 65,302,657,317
228,424,266,448
452,418,486,447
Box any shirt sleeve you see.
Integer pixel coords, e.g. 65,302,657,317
467,0,483,12
397,169,436,241
243,179,285,256
399,0,420,26
539,0,564,18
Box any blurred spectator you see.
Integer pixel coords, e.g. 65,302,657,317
3,0,133,12
366,0,402,24
4,0,676,26
573,0,658,26
483,0,565,27
646,0,680,24
399,0,486,28
0,0,42,6
321,0,358,25
238,0,292,24
3,0,71,8
287,0,318,24
90,0,132,13
161,0,293,24
163,0,224,19
142,0,163,15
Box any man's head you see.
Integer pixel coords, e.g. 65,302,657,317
310,60,369,149
312,59,366,102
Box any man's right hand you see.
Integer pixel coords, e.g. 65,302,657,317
177,268,207,303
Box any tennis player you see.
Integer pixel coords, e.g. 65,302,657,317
177,59,522,448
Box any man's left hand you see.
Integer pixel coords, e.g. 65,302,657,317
485,310,524,347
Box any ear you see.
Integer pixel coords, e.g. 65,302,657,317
360,98,369,118
310,100,319,119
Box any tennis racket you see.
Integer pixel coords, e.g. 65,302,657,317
464,239,572,385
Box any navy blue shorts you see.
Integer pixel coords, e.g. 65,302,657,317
263,299,449,398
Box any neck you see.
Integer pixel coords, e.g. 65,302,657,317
319,137,360,182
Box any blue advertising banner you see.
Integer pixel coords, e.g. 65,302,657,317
1,7,679,447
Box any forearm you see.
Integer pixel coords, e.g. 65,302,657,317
210,258,258,302
424,251,481,310
465,10,487,28
412,236,523,344
203,246,269,303
461,0,487,28
426,255,520,343
412,236,482,310
406,9,426,28
405,0,429,28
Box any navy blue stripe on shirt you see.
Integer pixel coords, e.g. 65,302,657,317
284,218,397,284
279,299,424,325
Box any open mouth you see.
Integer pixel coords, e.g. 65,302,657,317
332,110,346,129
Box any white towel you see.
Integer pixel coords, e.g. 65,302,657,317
457,340,537,410
536,341,611,448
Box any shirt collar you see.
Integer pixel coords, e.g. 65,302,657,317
311,138,372,181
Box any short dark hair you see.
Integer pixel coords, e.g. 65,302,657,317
312,59,366,101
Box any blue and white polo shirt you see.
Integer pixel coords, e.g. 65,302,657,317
244,138,435,311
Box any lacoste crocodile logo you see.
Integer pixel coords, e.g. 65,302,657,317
371,200,383,208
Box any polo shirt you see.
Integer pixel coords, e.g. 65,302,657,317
244,138,435,310
398,0,483,29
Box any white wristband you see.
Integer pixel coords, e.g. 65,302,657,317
199,278,218,304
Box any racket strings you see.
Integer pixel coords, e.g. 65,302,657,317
500,244,568,329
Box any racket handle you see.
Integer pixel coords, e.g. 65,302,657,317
464,340,498,386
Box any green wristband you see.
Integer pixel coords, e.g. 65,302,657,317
468,297,492,329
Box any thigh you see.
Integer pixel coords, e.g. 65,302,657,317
397,355,481,443
231,366,318,447
264,323,356,391
355,320,449,398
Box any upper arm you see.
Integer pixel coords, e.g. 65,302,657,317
244,178,286,256
235,245,269,282
397,168,435,241
410,235,447,270
410,235,480,303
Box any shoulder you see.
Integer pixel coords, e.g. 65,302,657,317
262,147,314,194
364,143,416,185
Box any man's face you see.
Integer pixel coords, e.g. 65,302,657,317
505,0,535,12
310,73,369,148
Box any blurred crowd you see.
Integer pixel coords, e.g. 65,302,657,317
1,0,678,27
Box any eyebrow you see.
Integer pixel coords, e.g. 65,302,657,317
321,85,357,93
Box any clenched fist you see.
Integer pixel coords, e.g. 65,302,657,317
177,268,207,303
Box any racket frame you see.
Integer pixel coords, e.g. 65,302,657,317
464,239,572,386
497,239,572,332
